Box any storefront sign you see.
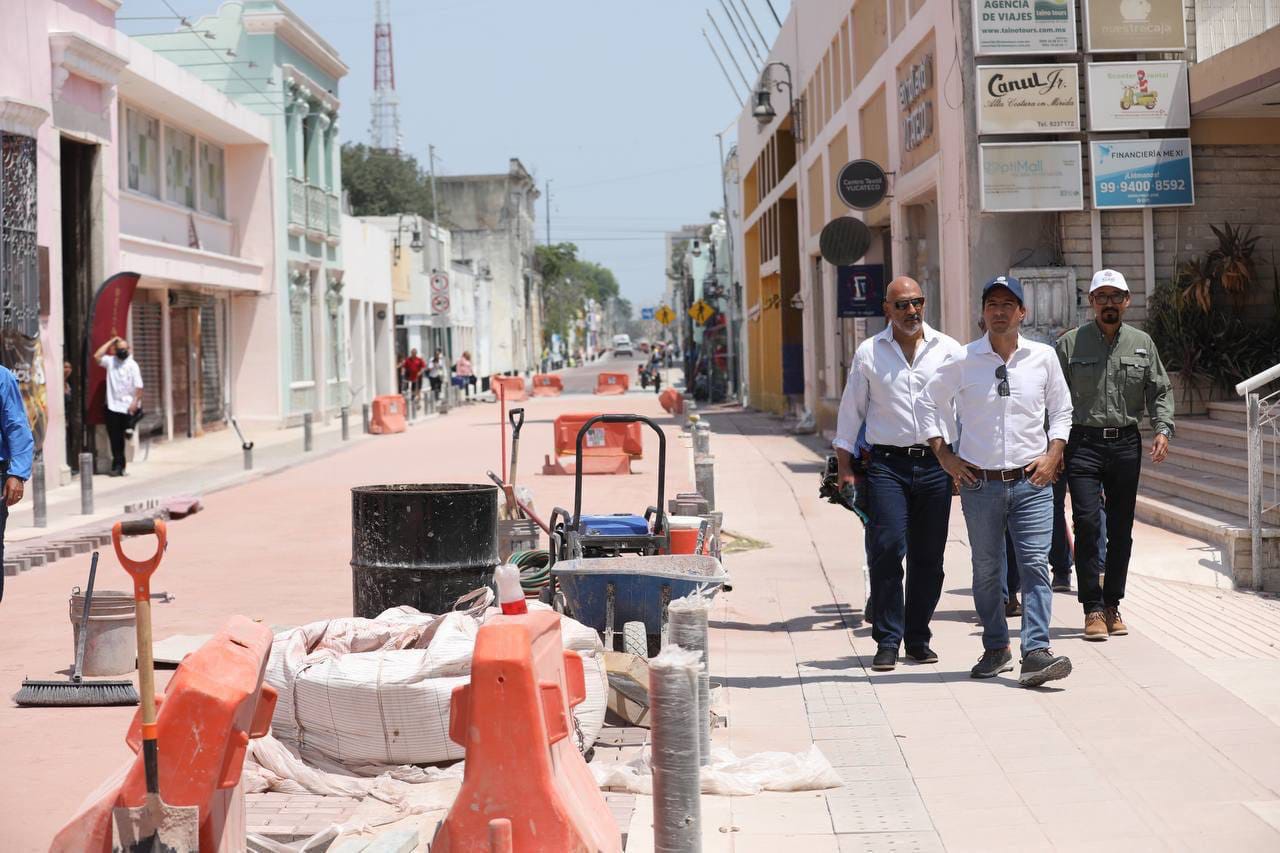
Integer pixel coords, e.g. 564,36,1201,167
897,34,938,173
980,142,1084,212
836,159,889,210
977,64,1080,134
1086,61,1189,131
1084,0,1186,52
974,0,1077,55
1090,138,1194,209
837,264,885,318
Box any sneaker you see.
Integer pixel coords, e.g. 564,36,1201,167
871,648,897,671
1005,595,1022,618
1052,573,1072,592
1106,606,1128,636
1084,611,1109,641
1019,649,1073,687
970,647,1013,679
905,646,938,664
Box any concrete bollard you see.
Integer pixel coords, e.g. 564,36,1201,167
79,453,94,515
243,444,253,470
409,392,419,421
649,646,702,852
31,459,46,528
362,403,371,434
341,406,350,441
694,457,715,512
303,413,313,452
692,422,711,460
668,595,712,766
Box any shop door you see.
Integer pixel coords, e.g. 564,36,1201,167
199,300,223,426
170,306,194,437
130,301,163,438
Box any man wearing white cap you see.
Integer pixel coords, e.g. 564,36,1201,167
1056,269,1174,641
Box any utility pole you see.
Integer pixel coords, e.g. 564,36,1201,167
716,131,738,401
545,179,552,245
428,144,440,220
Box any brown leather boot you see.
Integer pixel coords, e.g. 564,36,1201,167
1084,611,1109,641
1106,606,1128,636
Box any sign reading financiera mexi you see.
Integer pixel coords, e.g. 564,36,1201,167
977,64,1080,134
1090,138,1194,209
1086,61,1190,131
980,141,1084,212
1084,0,1186,52
974,0,1077,55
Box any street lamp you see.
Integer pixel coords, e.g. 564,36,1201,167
393,213,423,260
754,61,802,142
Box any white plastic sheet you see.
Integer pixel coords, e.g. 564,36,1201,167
590,744,842,796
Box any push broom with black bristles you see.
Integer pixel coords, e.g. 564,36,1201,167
13,551,139,707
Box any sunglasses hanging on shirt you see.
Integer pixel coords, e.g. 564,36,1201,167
995,364,1010,397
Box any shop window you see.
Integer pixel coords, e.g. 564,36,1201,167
165,126,196,209
125,107,161,198
198,142,225,219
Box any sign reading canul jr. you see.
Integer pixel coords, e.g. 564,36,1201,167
1090,138,1194,209
974,0,1077,55
977,64,1080,134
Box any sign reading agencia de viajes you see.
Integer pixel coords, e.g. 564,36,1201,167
975,0,1077,56
977,64,1080,134
1086,61,1189,131
1090,138,1194,209
1084,0,1186,53
980,141,1084,212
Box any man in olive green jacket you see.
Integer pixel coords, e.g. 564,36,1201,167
1056,269,1175,641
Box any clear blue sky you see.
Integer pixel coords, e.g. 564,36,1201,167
117,0,792,311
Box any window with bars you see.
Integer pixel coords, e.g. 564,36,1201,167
1,134,39,339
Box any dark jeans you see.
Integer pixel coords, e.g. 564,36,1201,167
0,495,7,602
865,450,952,651
1067,428,1141,613
105,408,131,473
1005,477,1074,597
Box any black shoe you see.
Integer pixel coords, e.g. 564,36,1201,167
1019,649,1073,687
109,469,123,478
905,646,938,664
871,648,897,671
970,648,1013,679
1005,595,1022,617
1052,573,1072,592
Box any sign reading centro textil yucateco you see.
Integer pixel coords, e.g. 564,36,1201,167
974,0,1077,55
1086,61,1190,131
1090,138,1194,209
977,64,1080,134
1084,0,1186,52
980,142,1084,212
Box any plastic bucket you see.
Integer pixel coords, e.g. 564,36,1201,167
666,515,705,555
68,589,137,676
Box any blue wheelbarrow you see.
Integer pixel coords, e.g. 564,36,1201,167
552,554,730,657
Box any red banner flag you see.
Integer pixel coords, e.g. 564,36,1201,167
85,271,140,426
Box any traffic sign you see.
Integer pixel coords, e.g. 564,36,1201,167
431,293,450,314
688,300,714,324
430,273,450,293
655,305,676,325
641,307,655,321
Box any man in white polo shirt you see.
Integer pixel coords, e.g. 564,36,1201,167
917,275,1075,687
834,276,963,672
93,334,143,476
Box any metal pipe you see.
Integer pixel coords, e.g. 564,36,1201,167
1249,392,1263,591
668,596,712,766
1237,362,1280,397
303,412,313,452
31,459,46,528
243,444,253,470
362,402,371,434
79,453,94,515
649,646,703,852
341,406,350,440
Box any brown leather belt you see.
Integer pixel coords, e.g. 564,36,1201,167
977,467,1028,482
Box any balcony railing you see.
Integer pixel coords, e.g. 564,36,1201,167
288,177,306,228
327,193,341,237
1196,0,1280,61
306,184,326,233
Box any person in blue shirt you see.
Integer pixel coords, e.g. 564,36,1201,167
0,365,34,603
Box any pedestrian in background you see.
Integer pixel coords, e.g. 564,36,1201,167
0,363,34,603
454,350,477,400
93,335,143,477
427,348,446,402
400,348,425,408
835,276,963,672
919,275,1075,687
1056,269,1174,641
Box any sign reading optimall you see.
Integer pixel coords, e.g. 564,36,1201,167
1090,138,1194,209
977,64,1080,134
980,142,1084,212
974,0,1077,55
1084,0,1186,52
1086,61,1190,131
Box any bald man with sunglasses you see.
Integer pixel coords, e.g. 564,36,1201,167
834,276,963,672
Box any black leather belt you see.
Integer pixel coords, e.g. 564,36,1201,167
872,444,933,458
1072,425,1138,440
978,467,1028,482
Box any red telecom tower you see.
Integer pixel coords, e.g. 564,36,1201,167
370,0,401,152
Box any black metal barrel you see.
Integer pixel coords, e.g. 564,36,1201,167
351,483,499,618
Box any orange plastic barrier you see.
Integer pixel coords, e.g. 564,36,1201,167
431,610,622,853
492,375,528,402
541,453,632,476
554,413,644,459
369,394,407,434
531,373,564,397
659,387,684,415
51,616,277,853
594,372,630,395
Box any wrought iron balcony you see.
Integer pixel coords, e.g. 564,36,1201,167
306,184,326,234
288,177,306,229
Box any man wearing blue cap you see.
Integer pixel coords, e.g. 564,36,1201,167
917,275,1075,687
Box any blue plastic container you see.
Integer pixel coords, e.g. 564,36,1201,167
580,514,649,536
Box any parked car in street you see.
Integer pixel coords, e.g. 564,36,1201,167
612,334,634,357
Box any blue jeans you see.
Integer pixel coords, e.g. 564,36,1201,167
865,451,952,651
960,477,1054,654
1004,477,1074,596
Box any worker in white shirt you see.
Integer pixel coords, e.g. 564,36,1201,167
93,334,144,477
834,277,963,672
917,275,1075,687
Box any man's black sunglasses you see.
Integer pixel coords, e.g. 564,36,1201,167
891,297,926,311
995,364,1009,397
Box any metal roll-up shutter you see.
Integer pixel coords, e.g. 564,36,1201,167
130,301,163,438
199,299,223,425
